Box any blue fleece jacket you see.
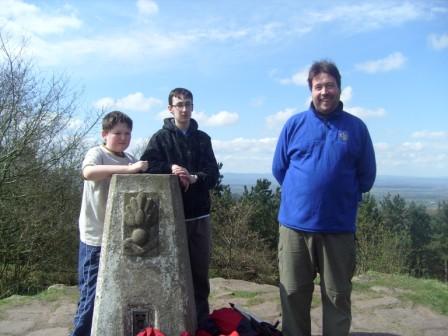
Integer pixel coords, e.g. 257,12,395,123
272,102,376,233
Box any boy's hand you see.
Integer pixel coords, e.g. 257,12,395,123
128,160,148,173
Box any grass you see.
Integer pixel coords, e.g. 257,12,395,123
354,271,448,315
0,284,78,309
231,290,258,299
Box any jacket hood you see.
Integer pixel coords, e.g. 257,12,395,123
162,117,199,133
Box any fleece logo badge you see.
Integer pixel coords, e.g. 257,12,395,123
338,130,349,142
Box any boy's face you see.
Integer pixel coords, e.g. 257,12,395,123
102,122,132,153
168,95,193,127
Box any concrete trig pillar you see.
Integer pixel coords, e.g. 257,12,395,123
91,174,196,336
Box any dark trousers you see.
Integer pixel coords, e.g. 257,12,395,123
70,241,101,336
186,216,211,325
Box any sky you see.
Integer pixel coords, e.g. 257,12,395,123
1,0,448,178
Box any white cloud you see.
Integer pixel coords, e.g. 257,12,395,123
428,33,448,50
355,52,406,74
213,137,277,153
305,2,424,34
340,86,353,104
193,111,239,127
346,106,386,118
400,142,425,151
374,139,448,176
158,109,171,120
93,92,163,112
279,67,309,86
250,96,265,108
67,117,84,130
137,0,159,16
127,136,150,158
26,31,191,66
253,22,284,43
265,108,296,129
0,0,82,36
374,142,390,151
412,130,448,139
212,137,278,173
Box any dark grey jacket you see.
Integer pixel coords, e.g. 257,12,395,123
141,118,219,219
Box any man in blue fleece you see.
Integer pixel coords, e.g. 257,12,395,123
272,60,376,336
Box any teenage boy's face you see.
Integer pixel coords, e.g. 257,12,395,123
169,95,193,127
102,122,131,153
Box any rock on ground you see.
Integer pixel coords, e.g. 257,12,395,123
0,278,447,336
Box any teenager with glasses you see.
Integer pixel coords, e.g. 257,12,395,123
140,88,219,327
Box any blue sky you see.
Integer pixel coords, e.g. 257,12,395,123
2,0,448,177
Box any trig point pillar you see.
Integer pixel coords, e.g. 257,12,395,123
91,174,197,336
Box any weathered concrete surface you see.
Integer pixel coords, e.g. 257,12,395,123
91,174,196,336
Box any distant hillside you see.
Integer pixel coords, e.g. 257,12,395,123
222,173,448,207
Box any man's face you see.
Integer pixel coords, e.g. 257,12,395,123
168,95,193,126
311,72,341,115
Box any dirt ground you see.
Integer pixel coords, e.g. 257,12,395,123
0,277,447,336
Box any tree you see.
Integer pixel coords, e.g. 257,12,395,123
356,193,410,274
407,202,432,277
0,34,99,297
429,202,448,282
240,178,280,249
210,186,277,283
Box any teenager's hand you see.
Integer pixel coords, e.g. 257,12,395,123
171,164,188,176
172,164,196,191
179,175,190,191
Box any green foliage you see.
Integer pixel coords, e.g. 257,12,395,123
357,193,409,274
356,193,442,279
209,169,448,285
240,178,280,249
210,185,278,284
429,201,448,282
0,34,98,298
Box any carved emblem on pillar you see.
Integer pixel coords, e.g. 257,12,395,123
123,192,159,257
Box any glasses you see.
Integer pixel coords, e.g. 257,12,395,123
171,102,193,109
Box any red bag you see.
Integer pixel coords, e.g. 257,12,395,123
137,327,192,336
137,327,166,336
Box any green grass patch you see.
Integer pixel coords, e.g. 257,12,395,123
231,290,258,299
0,285,78,310
355,271,448,315
35,285,78,302
247,296,265,306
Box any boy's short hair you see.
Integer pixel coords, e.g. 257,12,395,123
307,60,341,90
168,88,193,105
102,111,133,131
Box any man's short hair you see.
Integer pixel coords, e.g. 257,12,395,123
102,111,133,131
307,60,341,90
168,88,193,105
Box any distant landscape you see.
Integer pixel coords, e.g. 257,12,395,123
222,173,448,208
